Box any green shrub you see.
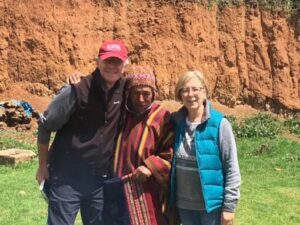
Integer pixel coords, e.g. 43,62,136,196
284,116,300,136
256,0,297,12
204,0,298,14
232,113,282,138
225,114,239,132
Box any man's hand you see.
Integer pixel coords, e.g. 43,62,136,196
68,72,82,84
133,166,152,183
221,211,235,225
36,143,50,185
36,165,49,185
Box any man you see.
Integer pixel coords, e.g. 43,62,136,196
36,40,128,225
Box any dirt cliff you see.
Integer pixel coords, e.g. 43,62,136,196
0,0,299,113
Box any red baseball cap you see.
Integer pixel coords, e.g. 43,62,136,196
98,40,128,62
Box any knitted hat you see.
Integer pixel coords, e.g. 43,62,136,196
125,65,157,91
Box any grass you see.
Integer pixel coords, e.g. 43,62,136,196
0,162,47,224
235,137,300,225
0,160,84,225
0,130,37,151
0,127,299,224
0,130,82,225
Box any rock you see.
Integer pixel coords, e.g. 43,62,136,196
3,101,16,108
15,126,23,132
32,111,41,120
0,121,7,130
0,108,5,121
15,124,31,131
0,101,35,128
0,149,36,165
5,108,15,116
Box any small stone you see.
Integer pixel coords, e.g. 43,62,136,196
15,126,23,132
0,121,7,130
0,108,5,121
19,190,26,196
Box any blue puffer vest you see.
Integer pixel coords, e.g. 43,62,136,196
170,103,224,213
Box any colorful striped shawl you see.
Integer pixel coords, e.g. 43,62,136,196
113,102,174,225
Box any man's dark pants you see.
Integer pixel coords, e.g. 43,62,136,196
47,165,108,225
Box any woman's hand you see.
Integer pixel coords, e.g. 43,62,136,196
221,211,235,225
133,166,152,183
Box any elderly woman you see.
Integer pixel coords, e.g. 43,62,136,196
169,70,241,225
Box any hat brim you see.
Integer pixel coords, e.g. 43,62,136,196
99,52,127,62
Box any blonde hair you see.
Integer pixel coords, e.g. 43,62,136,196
175,70,208,101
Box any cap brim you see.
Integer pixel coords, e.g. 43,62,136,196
99,52,127,62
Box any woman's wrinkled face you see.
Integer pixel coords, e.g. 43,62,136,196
129,86,153,113
180,77,206,111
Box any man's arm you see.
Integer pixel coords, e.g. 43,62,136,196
36,85,77,184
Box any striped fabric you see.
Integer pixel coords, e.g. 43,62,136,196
123,174,152,225
113,102,174,225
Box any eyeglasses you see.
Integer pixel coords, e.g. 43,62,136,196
180,87,204,96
